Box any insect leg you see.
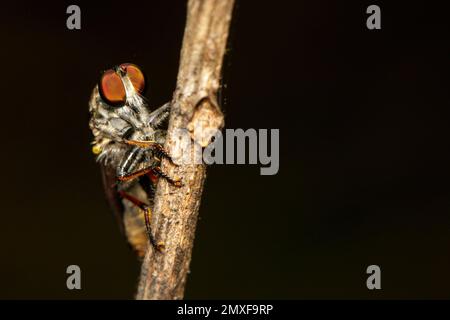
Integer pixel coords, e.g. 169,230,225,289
117,145,181,186
119,165,182,187
139,174,156,199
116,146,169,182
116,147,167,251
124,140,175,164
117,167,154,182
151,166,183,187
117,190,164,252
147,102,171,127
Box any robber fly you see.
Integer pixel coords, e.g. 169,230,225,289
89,63,181,257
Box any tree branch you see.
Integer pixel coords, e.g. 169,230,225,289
136,0,235,300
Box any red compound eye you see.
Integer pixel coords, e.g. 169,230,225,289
120,63,145,93
99,69,126,106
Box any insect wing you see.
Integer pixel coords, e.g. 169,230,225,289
99,162,126,235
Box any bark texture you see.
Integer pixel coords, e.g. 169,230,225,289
136,0,235,300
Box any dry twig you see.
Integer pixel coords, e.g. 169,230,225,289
136,0,235,300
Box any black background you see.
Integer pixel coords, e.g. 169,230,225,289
0,0,449,299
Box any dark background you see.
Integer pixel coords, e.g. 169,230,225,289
0,0,449,299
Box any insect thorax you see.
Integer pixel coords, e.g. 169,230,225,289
89,86,166,167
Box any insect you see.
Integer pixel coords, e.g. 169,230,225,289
89,63,181,257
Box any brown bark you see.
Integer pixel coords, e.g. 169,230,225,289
136,0,235,300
